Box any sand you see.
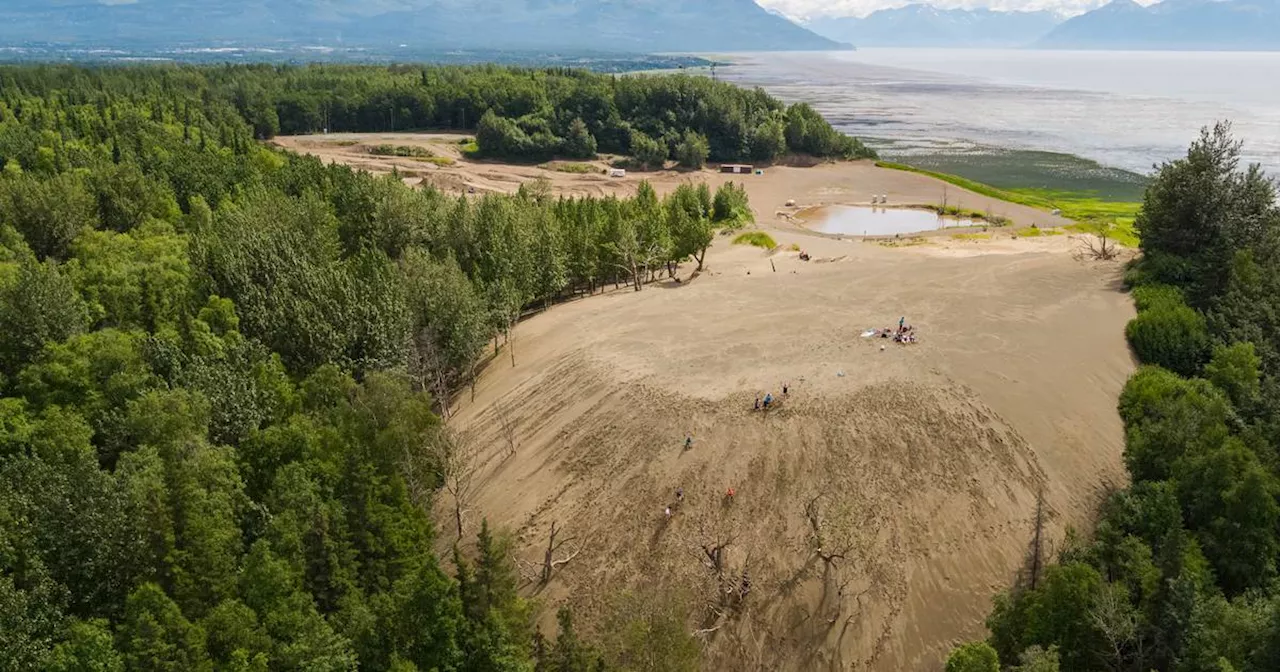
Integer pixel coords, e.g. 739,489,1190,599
278,133,1135,670
272,132,1076,232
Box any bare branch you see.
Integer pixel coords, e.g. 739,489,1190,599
550,548,582,570
434,426,478,542
494,400,518,459
539,521,581,585
693,625,723,637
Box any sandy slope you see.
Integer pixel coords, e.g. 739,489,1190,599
279,134,1134,670
448,233,1132,670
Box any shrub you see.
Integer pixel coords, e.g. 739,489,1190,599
1125,304,1210,376
1131,283,1186,313
945,642,999,672
553,163,595,174
1119,365,1230,483
712,182,753,230
368,144,431,158
674,130,709,170
476,110,530,158
629,130,668,170
1204,342,1261,409
1123,251,1196,290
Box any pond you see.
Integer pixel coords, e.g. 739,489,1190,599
802,205,979,236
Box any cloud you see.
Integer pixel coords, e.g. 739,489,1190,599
756,0,1151,19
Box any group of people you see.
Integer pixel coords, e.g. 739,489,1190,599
667,381,795,521
753,382,789,411
867,316,919,344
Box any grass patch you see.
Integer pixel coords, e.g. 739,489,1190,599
927,204,1012,227
551,162,597,174
1008,188,1141,221
877,161,1141,224
877,237,928,248
1015,226,1064,238
951,233,991,241
733,231,777,249
329,140,360,147
369,144,433,158
877,148,1149,201
460,141,480,158
1067,218,1140,248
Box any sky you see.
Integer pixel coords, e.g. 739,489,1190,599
756,0,1153,19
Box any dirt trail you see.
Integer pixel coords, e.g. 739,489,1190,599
280,133,1134,669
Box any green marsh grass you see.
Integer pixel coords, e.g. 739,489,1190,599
877,161,1144,245
733,231,777,249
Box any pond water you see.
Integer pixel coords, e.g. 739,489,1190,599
803,206,978,237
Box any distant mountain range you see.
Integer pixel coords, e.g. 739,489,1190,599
806,5,1061,48
804,0,1280,50
1036,0,1280,50
7,0,1278,55
0,0,846,53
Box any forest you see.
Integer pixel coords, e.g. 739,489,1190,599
946,124,1280,672
0,63,756,670
0,63,874,165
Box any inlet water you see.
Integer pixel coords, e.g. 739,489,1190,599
804,206,978,236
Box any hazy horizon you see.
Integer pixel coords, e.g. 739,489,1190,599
758,0,1155,20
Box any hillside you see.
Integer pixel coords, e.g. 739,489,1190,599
449,228,1134,670
1037,0,1280,50
807,5,1061,48
0,0,846,52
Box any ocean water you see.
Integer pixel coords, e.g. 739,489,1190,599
717,49,1280,178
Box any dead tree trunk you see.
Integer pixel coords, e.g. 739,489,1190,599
439,428,476,543
702,541,730,576
495,401,517,459
541,521,581,585
805,495,848,567
1029,489,1046,590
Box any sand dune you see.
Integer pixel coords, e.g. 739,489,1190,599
279,133,1134,670
449,233,1132,670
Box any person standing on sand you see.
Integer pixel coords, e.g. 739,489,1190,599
754,396,761,411
685,435,693,450
782,383,789,396
763,393,773,409
899,316,905,332
676,487,684,504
